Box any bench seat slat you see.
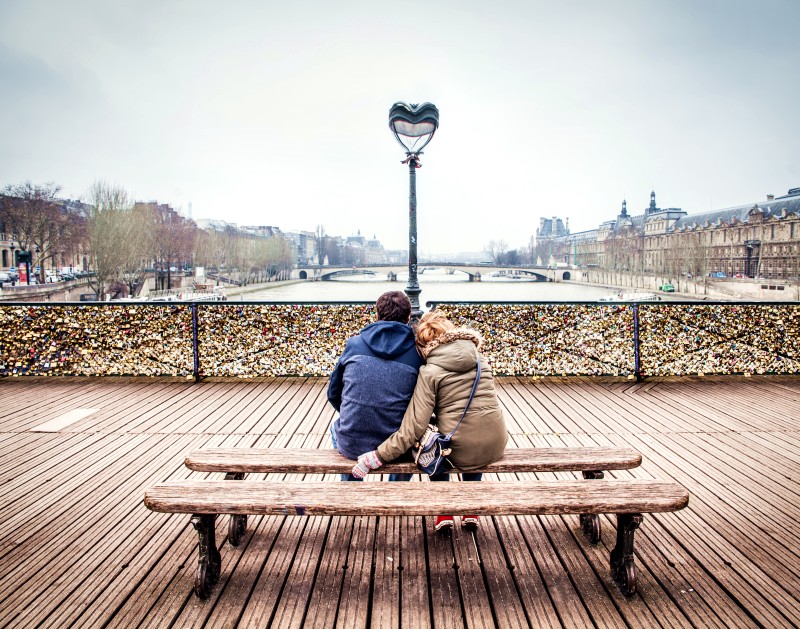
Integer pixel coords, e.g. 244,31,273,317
144,480,688,516
184,447,642,474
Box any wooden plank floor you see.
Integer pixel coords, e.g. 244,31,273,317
1,375,798,628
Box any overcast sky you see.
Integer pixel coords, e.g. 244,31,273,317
1,0,798,254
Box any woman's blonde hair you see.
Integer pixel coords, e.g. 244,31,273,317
415,310,455,352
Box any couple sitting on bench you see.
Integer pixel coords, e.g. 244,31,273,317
327,291,508,534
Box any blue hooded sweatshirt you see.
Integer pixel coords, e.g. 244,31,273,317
328,320,423,460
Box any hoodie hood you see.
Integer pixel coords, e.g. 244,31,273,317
422,328,483,373
359,320,418,360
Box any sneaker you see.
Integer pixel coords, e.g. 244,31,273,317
462,515,479,530
434,515,454,533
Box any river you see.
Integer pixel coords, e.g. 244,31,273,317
240,269,615,307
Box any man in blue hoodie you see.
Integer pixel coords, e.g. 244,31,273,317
328,291,422,480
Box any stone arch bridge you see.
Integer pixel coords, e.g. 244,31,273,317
296,264,572,282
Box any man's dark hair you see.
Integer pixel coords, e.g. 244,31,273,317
376,291,411,323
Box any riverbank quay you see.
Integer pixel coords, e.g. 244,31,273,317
224,278,305,299
571,269,800,302
0,277,91,302
0,374,798,627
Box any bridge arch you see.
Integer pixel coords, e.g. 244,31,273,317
298,263,555,282
425,267,479,282
319,269,377,281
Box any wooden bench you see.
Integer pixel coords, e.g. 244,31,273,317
184,446,643,546
143,446,689,598
145,478,688,599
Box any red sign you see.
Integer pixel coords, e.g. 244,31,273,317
18,263,27,284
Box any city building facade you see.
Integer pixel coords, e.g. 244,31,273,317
540,188,800,280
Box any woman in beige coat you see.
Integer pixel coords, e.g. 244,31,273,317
351,310,508,532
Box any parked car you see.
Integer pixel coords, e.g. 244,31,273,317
711,271,726,278
659,283,675,292
734,273,744,278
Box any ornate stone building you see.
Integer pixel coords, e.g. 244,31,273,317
542,188,800,280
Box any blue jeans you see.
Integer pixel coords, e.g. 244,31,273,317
330,424,412,482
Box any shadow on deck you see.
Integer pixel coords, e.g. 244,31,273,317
0,376,798,627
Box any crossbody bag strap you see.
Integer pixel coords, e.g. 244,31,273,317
445,359,482,439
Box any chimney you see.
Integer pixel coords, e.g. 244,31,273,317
766,194,774,201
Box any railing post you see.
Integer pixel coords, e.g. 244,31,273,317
192,303,200,383
633,303,642,381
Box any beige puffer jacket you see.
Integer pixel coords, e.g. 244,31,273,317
376,329,508,471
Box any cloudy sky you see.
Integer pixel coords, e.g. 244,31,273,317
1,0,798,254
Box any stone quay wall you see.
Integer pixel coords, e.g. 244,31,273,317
572,269,800,301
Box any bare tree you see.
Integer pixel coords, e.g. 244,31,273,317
120,203,156,296
194,228,233,277
486,239,508,264
534,237,552,267
315,225,326,265
148,204,196,290
265,236,293,280
526,235,536,265
86,181,140,298
321,235,341,265
504,249,521,266
0,181,85,281
194,228,292,285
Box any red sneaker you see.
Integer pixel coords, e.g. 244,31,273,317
434,515,454,533
462,515,479,530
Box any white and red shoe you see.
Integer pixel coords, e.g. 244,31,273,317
434,515,454,533
462,515,479,530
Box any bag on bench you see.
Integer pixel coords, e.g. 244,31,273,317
413,361,481,476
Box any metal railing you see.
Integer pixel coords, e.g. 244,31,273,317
0,301,798,379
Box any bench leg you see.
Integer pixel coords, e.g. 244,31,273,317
610,513,642,596
225,472,248,546
191,514,221,599
229,515,248,547
580,471,604,544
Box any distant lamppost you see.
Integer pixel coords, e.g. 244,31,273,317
388,101,439,322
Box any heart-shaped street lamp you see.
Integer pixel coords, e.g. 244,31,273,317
388,102,439,321
388,102,440,156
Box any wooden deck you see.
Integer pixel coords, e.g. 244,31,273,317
1,375,798,628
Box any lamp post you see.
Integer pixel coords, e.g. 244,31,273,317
388,101,439,322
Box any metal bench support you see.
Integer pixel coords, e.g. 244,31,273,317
611,512,643,596
580,470,604,543
191,514,221,599
224,472,248,546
